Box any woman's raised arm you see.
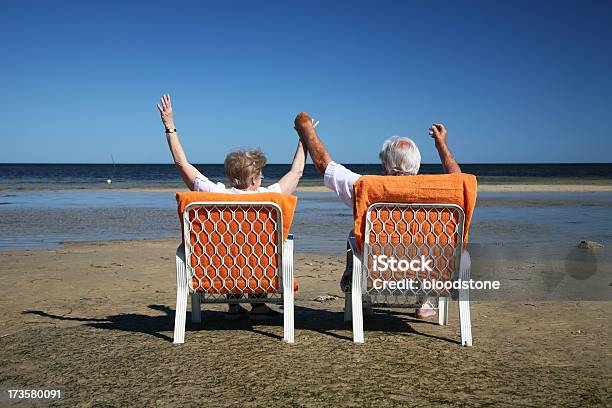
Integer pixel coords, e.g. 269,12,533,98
156,94,201,190
278,140,308,194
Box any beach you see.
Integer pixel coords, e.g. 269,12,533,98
329,183,612,192
0,238,610,407
1,164,611,406
3,0,612,404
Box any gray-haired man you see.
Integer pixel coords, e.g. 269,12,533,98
293,112,461,319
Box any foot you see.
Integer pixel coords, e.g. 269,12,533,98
415,306,437,319
415,297,437,319
249,304,282,320
225,304,248,320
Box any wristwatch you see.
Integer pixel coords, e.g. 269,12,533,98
165,128,177,133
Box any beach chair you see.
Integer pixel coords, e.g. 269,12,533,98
343,174,477,346
173,192,298,344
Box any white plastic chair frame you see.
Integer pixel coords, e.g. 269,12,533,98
173,201,295,344
344,203,473,346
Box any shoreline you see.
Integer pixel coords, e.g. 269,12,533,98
2,183,612,193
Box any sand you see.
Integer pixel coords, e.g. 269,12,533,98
0,239,610,407
302,184,612,193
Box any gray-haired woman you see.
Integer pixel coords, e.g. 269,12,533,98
157,94,307,319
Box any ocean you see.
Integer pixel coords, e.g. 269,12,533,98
1,163,611,191
0,163,611,257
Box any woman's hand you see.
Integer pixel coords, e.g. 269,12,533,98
156,94,175,129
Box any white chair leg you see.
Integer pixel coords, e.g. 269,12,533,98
282,237,295,344
351,254,364,343
191,293,202,324
174,245,188,344
438,296,449,326
458,250,473,346
344,292,352,322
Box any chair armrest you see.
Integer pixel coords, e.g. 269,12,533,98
347,234,358,255
176,244,185,260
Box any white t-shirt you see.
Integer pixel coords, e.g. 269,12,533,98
193,173,283,194
324,161,362,208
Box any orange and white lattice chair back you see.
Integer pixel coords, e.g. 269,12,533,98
363,203,465,301
177,192,297,297
346,174,477,346
183,201,297,297
173,192,297,344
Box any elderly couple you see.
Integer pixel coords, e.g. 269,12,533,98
157,94,461,320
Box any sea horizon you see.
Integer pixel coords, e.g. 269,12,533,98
0,162,610,196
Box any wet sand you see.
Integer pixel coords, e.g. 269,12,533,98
300,184,612,193
0,239,610,407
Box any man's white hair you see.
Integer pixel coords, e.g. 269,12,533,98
379,136,421,175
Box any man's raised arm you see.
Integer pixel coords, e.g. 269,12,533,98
156,94,201,190
429,123,461,174
293,112,332,175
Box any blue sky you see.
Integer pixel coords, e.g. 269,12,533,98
1,0,611,164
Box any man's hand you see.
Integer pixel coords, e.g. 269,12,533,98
156,94,175,130
293,111,332,175
429,123,447,147
294,112,313,133
429,123,461,174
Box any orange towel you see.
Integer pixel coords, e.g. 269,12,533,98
176,192,298,294
353,173,477,253
176,192,297,240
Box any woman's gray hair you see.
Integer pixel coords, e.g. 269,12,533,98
379,136,421,175
224,148,267,189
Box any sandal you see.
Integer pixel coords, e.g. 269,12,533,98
415,299,437,319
